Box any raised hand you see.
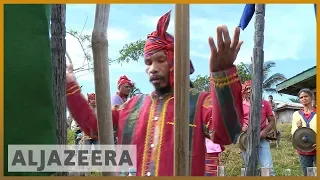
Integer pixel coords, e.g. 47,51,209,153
208,25,243,72
66,64,76,83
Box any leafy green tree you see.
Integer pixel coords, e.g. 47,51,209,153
236,59,286,94
191,75,210,92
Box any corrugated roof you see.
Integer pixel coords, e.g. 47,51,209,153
275,101,303,111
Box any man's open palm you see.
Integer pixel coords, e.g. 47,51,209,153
209,25,243,72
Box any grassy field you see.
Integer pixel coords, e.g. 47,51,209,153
220,123,302,176
68,123,303,176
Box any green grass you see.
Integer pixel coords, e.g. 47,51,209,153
67,123,302,176
220,123,302,176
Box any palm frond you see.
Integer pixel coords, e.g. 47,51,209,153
263,88,278,94
263,73,287,89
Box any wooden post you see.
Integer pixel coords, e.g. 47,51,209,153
91,4,114,176
217,166,226,176
307,167,317,176
50,4,68,176
245,4,265,176
260,167,270,176
174,4,190,176
241,168,246,176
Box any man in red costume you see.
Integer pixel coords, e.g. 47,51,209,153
241,80,276,176
82,93,99,149
66,11,244,176
111,75,134,106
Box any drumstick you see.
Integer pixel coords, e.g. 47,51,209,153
66,50,73,64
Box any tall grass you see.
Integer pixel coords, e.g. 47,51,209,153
67,123,303,176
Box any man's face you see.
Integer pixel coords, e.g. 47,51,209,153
244,87,251,100
89,99,96,107
119,83,132,96
145,50,170,90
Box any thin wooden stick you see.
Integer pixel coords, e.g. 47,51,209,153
174,4,190,176
91,4,114,176
66,50,73,64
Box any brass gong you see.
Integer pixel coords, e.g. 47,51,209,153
292,127,316,152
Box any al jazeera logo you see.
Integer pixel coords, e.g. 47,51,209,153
8,145,137,172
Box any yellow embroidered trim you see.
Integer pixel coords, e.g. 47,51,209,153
210,72,239,88
166,122,197,127
155,97,173,176
211,73,237,82
66,88,81,96
67,84,78,92
211,77,239,88
141,98,155,176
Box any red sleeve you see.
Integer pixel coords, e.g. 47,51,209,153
208,66,244,145
66,81,118,139
264,100,274,117
242,103,249,128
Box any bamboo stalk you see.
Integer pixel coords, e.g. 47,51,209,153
91,4,114,176
174,4,190,176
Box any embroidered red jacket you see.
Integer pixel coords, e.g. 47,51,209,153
66,66,243,176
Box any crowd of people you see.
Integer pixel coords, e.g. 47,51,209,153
66,11,316,176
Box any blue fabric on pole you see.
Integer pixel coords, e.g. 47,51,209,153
238,4,255,30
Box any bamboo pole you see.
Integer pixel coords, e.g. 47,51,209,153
174,4,190,176
91,4,114,176
245,4,265,176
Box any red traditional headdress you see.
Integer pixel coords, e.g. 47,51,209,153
144,10,195,88
87,93,96,106
117,75,134,89
242,80,252,98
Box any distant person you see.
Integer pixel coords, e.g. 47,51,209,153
111,75,134,106
82,93,99,150
291,88,317,176
241,80,276,176
110,75,134,144
268,95,276,110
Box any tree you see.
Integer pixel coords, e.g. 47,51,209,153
66,18,142,75
237,62,252,83
191,75,210,92
51,4,68,176
238,60,287,94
